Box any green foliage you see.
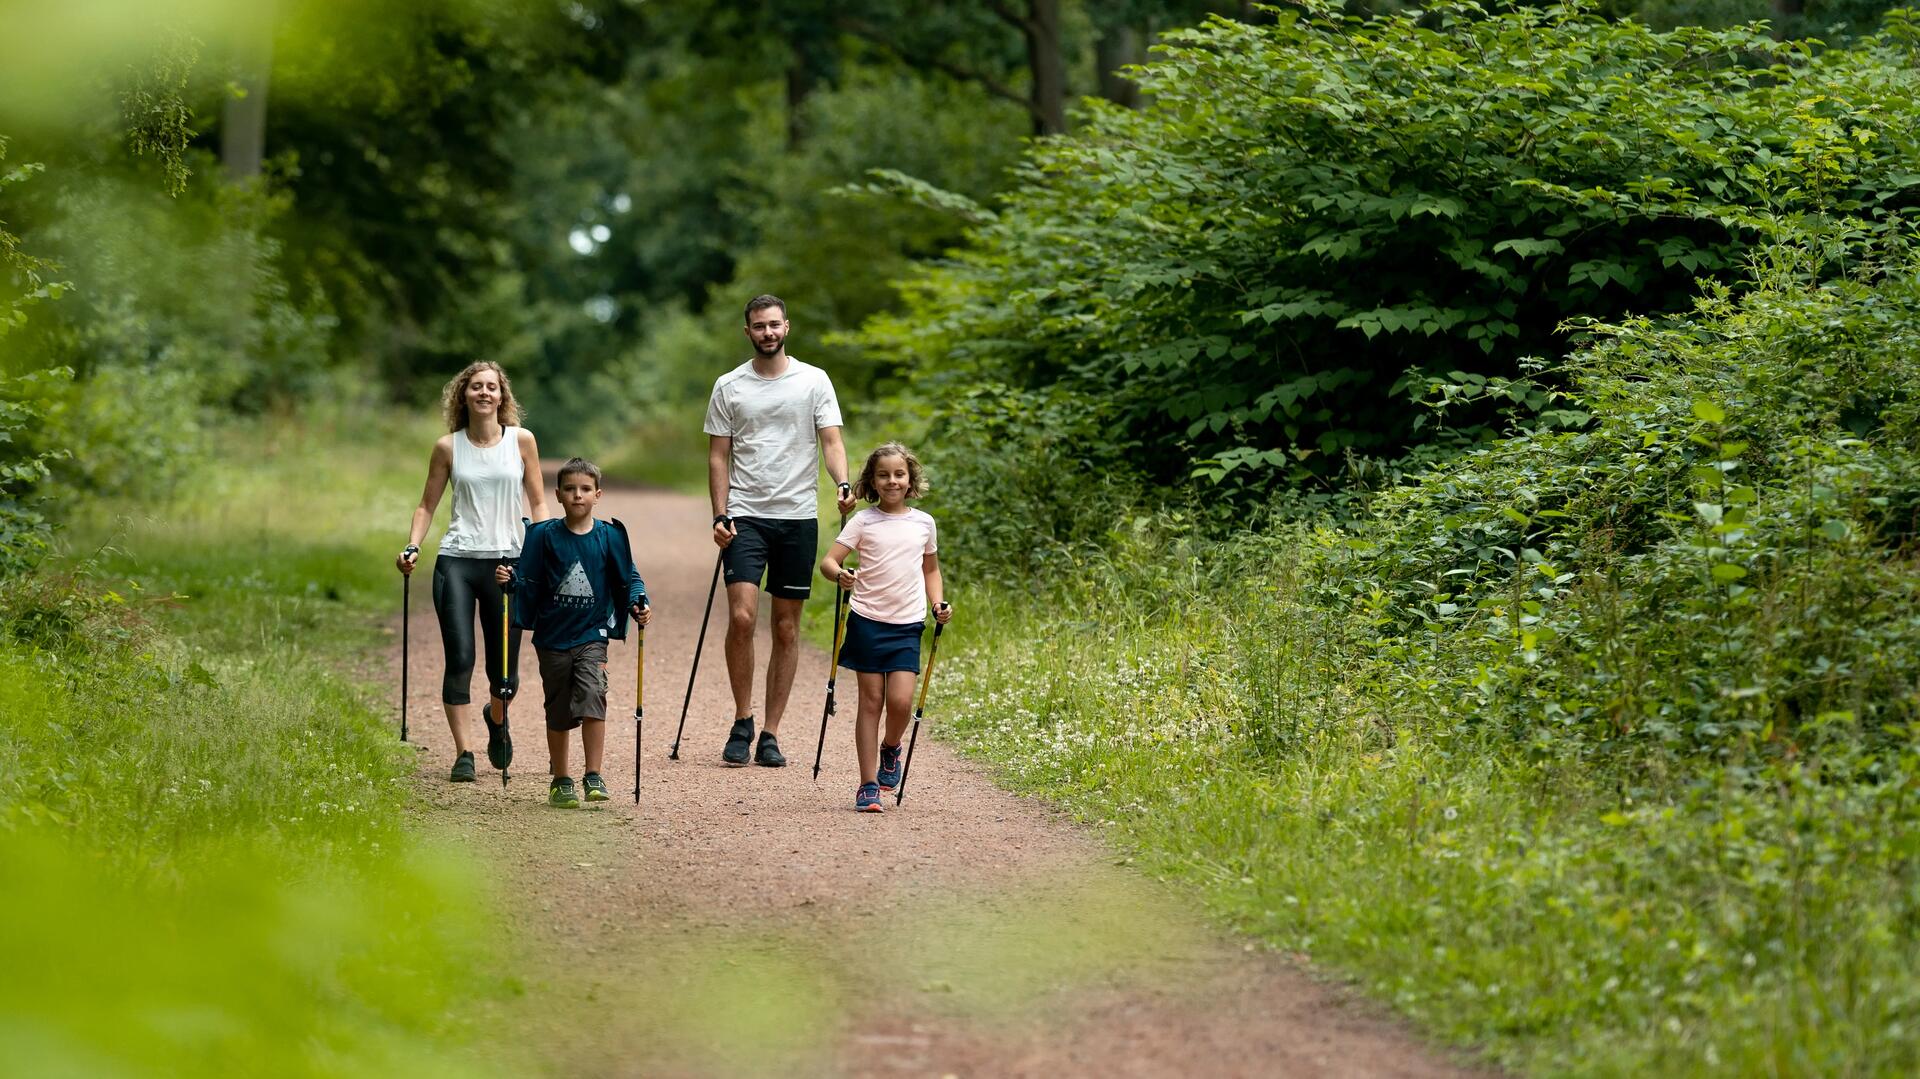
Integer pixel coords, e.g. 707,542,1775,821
0,414,513,1075
1,139,67,575
10,173,339,498
860,2,1920,527
1323,245,1920,758
1625,0,1906,39
937,521,1920,1075
589,69,1026,478
0,368,71,576
118,26,199,196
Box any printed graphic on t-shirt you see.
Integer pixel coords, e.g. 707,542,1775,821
557,561,595,606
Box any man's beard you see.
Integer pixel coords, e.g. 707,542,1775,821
753,337,784,356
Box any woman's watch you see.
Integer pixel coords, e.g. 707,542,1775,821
402,544,420,557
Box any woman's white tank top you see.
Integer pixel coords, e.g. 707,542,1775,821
438,426,526,558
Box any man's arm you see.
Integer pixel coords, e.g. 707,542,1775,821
708,434,736,548
819,425,854,513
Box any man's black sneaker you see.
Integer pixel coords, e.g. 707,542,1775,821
582,772,610,802
755,731,786,768
722,717,754,766
450,751,477,783
482,702,513,772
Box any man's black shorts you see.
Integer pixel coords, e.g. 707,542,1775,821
723,516,817,600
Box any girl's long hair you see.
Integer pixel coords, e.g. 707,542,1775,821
853,441,927,503
441,360,523,432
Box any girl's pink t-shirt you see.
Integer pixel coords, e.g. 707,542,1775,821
835,506,938,625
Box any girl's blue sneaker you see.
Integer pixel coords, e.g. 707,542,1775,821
876,743,903,791
855,782,884,813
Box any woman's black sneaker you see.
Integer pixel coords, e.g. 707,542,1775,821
755,731,786,767
482,702,513,772
722,716,754,766
450,751,477,783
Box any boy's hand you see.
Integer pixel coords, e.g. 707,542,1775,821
835,567,856,590
632,600,652,626
933,601,952,625
835,481,856,514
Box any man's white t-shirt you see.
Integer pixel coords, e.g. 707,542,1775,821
703,357,843,519
834,507,938,625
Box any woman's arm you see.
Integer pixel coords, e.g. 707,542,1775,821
398,437,454,574
517,428,550,523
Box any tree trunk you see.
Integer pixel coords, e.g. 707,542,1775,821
1026,0,1067,136
1771,0,1804,36
1096,23,1144,110
221,9,273,182
786,63,814,148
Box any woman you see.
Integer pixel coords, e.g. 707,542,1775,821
397,361,549,782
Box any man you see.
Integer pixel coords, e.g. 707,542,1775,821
704,294,856,766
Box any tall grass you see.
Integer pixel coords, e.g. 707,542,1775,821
932,527,1920,1076
0,411,524,1075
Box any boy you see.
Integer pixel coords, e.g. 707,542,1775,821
498,458,650,808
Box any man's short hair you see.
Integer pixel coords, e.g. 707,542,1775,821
557,457,602,489
744,294,786,323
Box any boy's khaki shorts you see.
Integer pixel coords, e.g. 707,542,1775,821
537,641,609,731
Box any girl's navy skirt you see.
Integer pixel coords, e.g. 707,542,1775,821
837,610,925,674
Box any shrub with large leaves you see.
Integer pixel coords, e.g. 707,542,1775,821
861,2,1920,507
1315,243,1920,758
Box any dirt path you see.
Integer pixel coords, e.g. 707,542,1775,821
393,480,1490,1078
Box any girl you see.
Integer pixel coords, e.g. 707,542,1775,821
818,442,952,812
396,361,549,783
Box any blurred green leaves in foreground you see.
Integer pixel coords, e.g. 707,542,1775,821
0,415,517,1074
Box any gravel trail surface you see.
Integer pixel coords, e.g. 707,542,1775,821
392,479,1491,1078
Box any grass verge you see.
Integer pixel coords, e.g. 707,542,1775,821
0,411,527,1075
929,532,1920,1077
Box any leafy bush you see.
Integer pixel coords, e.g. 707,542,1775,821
859,2,1920,520
12,173,338,498
1313,242,1920,759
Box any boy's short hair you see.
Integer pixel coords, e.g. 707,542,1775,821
557,457,602,489
744,294,786,323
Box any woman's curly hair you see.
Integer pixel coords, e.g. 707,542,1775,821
441,360,523,432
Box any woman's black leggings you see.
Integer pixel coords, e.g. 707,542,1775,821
432,554,523,705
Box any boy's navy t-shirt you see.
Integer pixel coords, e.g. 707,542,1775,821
515,520,644,651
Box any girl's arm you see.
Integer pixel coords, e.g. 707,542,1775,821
924,552,950,623
818,541,857,590
398,437,454,574
517,428,550,523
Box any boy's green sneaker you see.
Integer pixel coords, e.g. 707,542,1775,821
450,751,477,783
548,776,581,809
582,772,610,802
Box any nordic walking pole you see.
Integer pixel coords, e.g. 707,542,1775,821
499,580,513,788
670,550,724,760
894,606,949,806
811,513,851,782
400,570,410,743
810,584,849,781
633,614,646,803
